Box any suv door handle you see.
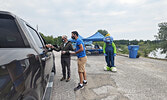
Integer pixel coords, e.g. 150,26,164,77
41,56,50,61
42,57,46,61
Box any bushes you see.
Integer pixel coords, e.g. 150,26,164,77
116,40,160,57
117,45,129,54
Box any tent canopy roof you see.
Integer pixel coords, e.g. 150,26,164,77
83,32,104,41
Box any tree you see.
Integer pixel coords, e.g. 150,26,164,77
40,32,55,44
114,40,129,45
155,22,167,41
97,29,108,36
39,32,62,45
54,36,62,46
130,39,138,45
46,35,55,44
155,22,167,57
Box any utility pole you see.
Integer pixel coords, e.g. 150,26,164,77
36,24,38,31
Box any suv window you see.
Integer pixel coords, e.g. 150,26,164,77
0,16,26,48
26,25,43,48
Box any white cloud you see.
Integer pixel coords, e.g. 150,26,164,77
108,11,127,16
36,9,49,15
117,0,146,5
87,0,112,7
0,0,167,40
51,0,75,4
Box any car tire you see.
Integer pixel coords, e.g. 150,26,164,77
22,96,37,100
22,90,39,100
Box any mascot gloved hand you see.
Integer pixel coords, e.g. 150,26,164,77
103,34,117,72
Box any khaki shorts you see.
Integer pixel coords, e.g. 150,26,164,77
77,56,87,73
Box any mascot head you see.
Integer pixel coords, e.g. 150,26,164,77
103,36,113,44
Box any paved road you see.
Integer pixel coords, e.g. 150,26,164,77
52,52,167,100
51,52,78,100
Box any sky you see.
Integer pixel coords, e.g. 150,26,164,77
0,0,167,40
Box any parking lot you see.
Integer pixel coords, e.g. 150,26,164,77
51,52,167,100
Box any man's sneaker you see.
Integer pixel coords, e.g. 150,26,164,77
83,81,88,86
60,77,65,81
66,77,70,82
74,84,84,91
104,66,110,71
111,67,117,72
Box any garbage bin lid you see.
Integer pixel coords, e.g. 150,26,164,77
128,45,139,50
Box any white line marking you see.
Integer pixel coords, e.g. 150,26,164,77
47,82,53,88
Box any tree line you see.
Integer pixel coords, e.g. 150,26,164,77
40,32,62,46
40,22,167,58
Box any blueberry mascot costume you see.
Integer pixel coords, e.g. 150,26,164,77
103,34,117,72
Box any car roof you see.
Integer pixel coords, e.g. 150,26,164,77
0,11,30,25
0,11,16,18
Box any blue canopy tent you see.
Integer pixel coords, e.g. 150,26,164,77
83,32,104,41
83,32,104,54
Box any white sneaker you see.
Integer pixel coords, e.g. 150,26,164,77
111,67,117,72
104,66,111,71
104,67,107,71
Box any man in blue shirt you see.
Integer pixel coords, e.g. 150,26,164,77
70,31,87,91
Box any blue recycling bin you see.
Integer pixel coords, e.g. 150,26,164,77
128,45,139,58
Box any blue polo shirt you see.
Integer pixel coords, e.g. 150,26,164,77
75,38,86,58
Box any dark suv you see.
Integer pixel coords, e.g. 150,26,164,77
0,11,55,100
